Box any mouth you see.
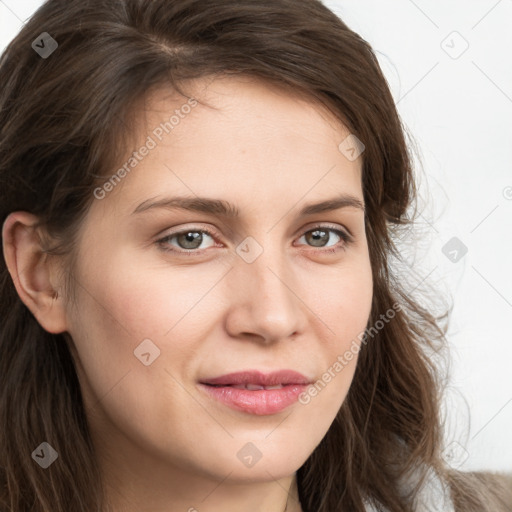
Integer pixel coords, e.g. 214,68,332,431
198,370,311,415
208,383,286,390
200,369,310,387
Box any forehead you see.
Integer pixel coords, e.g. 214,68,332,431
139,75,351,147
97,75,364,217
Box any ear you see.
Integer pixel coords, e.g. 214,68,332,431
2,211,68,334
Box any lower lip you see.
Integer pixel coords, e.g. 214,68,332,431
199,384,308,415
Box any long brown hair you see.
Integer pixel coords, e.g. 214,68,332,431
0,1,507,511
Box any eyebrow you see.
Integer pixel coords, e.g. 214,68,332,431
132,193,365,217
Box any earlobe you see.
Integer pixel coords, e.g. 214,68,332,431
2,211,68,334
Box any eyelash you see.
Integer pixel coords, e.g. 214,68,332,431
156,224,354,256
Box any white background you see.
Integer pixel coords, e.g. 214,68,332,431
1,0,511,472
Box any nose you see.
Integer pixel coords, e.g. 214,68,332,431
224,243,307,344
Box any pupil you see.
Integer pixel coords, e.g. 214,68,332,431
179,232,202,249
308,229,328,247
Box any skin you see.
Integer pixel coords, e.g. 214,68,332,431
3,75,373,512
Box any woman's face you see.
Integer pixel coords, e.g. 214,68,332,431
63,76,373,486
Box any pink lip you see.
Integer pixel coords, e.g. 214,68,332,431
199,370,310,415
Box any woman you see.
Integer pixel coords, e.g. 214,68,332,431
0,0,510,511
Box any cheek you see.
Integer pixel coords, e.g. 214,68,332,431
301,259,373,409
71,247,225,340
65,256,209,459
66,251,229,397
309,256,373,347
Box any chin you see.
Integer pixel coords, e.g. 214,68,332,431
194,439,312,483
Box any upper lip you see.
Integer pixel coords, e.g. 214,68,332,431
200,370,310,387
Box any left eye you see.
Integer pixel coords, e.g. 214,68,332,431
156,226,352,254
296,227,348,249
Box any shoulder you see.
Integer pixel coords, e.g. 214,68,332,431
363,467,456,511
364,468,512,511
448,470,512,512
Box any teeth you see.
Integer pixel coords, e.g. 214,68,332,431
230,383,284,390
246,383,265,390
231,384,253,390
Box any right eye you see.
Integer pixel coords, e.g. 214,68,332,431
156,227,219,254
